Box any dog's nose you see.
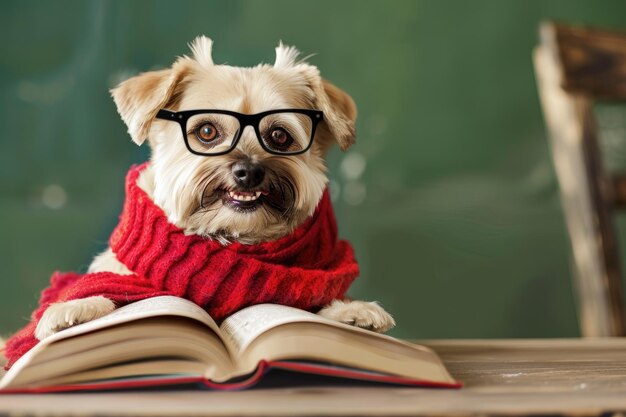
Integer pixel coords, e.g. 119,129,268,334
232,161,265,188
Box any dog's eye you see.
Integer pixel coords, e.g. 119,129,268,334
267,128,293,149
195,123,219,143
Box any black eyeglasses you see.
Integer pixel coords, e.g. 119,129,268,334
155,108,324,156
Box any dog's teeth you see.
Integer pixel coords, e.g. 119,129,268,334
228,191,260,202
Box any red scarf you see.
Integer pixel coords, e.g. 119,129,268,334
4,164,359,369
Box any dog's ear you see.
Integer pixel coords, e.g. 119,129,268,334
110,36,214,145
316,79,357,151
274,43,356,151
110,65,187,145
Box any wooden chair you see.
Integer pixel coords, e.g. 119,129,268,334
534,22,626,336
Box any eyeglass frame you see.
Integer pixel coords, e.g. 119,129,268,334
155,108,324,156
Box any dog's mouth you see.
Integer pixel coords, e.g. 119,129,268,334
199,178,296,218
221,188,270,212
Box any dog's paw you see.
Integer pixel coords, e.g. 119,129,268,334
318,299,396,333
35,296,116,340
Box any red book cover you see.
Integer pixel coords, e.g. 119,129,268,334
0,360,462,394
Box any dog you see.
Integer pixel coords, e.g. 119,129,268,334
29,36,395,341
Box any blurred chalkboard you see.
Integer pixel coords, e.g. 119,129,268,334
2,0,626,339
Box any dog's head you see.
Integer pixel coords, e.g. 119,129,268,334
111,36,356,244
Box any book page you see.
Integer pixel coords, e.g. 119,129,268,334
220,304,322,352
6,325,228,389
1,296,222,389
220,303,428,353
219,303,457,385
36,296,221,342
92,296,222,334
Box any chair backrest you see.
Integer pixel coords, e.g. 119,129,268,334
534,22,626,336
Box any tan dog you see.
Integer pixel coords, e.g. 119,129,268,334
32,37,395,341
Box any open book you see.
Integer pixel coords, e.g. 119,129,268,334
0,296,460,392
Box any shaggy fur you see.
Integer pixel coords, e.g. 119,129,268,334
18,36,395,343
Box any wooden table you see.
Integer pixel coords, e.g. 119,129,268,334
2,338,626,416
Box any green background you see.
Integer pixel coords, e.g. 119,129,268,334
2,0,626,340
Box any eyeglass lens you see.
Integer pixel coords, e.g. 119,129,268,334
184,112,314,155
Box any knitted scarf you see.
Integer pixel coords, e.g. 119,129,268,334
4,163,359,369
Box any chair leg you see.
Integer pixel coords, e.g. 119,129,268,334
534,45,625,337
